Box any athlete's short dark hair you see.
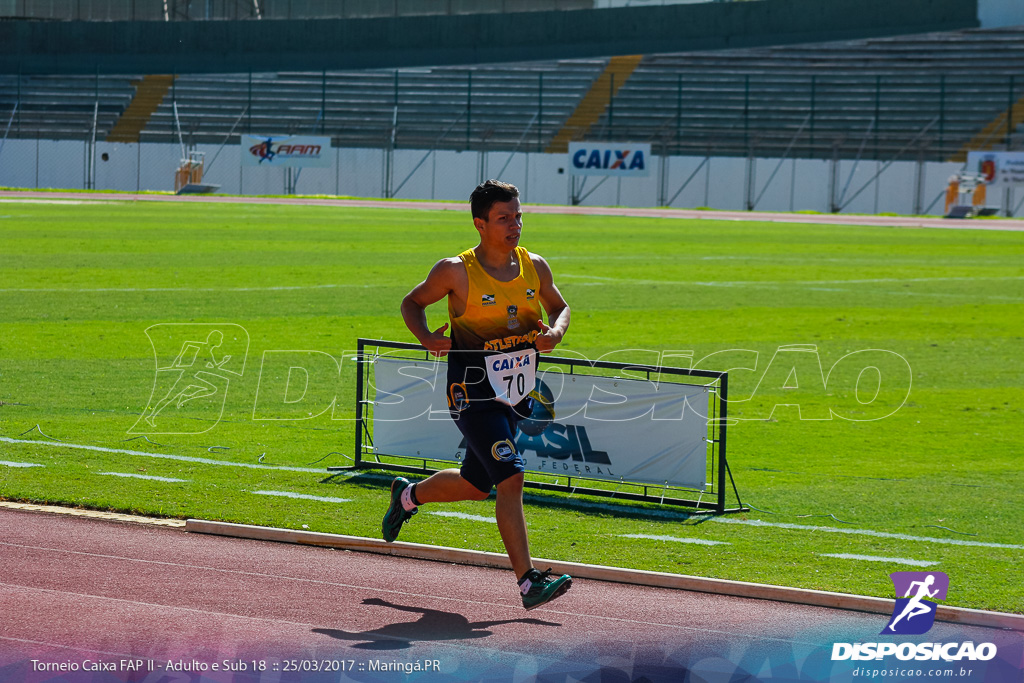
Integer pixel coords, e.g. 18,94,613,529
470,179,519,221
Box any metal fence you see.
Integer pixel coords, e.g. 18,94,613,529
2,68,1021,215
0,0,732,21
2,70,1022,162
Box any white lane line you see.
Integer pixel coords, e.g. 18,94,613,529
0,552,817,647
0,460,44,468
6,437,1015,552
0,581,405,637
553,254,1013,267
559,273,1024,288
98,472,188,483
619,534,728,546
821,553,938,567
253,490,352,503
711,518,1024,550
0,437,334,474
562,278,1024,300
872,290,1024,302
0,199,118,205
0,283,389,293
427,510,496,524
559,273,621,281
4,192,1024,232
0,634,149,664
519,495,1024,551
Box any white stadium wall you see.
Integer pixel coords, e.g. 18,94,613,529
0,138,1013,216
978,0,1024,28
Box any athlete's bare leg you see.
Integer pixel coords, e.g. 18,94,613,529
413,469,532,578
495,473,531,579
414,469,490,503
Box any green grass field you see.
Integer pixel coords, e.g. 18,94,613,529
1,196,1022,614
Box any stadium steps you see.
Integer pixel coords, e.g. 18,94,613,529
138,65,598,151
6,28,1023,157
105,75,175,143
545,55,643,153
951,91,1024,162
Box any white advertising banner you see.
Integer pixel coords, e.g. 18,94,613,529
370,357,710,490
241,134,332,168
966,151,1024,186
568,141,651,177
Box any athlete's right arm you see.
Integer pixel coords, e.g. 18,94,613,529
401,258,464,357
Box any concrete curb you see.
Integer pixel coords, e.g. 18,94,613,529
185,518,1023,632
0,500,186,527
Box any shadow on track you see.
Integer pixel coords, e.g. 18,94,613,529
312,597,561,650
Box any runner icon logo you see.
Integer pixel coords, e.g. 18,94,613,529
130,323,249,435
882,571,949,635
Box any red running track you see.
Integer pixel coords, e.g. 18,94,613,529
3,190,1024,231
0,507,1020,683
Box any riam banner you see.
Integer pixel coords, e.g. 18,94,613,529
966,150,1024,186
568,141,651,177
241,134,332,168
370,356,710,490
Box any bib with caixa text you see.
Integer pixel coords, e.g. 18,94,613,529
485,348,537,406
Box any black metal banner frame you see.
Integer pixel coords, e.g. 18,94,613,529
336,338,747,513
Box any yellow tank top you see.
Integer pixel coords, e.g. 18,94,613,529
449,246,544,352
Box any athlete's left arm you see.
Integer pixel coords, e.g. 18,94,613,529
531,253,570,353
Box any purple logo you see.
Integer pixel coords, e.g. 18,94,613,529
882,571,949,635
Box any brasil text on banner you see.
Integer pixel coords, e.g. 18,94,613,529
370,356,709,490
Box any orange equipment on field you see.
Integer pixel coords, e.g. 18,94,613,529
173,151,219,194
175,151,205,193
944,173,991,218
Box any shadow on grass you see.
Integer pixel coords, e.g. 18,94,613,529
321,469,717,526
312,597,560,650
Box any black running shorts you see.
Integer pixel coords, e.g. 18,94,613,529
446,350,531,493
451,404,528,493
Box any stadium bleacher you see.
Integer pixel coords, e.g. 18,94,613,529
606,26,1024,161
143,62,606,152
1,26,1022,162
0,74,137,141
0,0,595,22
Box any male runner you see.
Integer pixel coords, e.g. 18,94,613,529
383,179,573,610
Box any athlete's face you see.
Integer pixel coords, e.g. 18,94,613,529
475,198,522,250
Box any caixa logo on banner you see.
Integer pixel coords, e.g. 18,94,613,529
568,142,650,177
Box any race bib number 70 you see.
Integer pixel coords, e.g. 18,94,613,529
486,349,537,406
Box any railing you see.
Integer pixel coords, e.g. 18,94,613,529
0,0,753,22
2,70,1021,164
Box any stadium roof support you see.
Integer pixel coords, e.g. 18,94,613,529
0,0,979,76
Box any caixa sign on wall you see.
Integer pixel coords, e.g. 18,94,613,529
241,134,332,168
568,142,650,177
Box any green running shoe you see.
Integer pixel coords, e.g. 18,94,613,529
381,477,417,543
520,568,572,610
